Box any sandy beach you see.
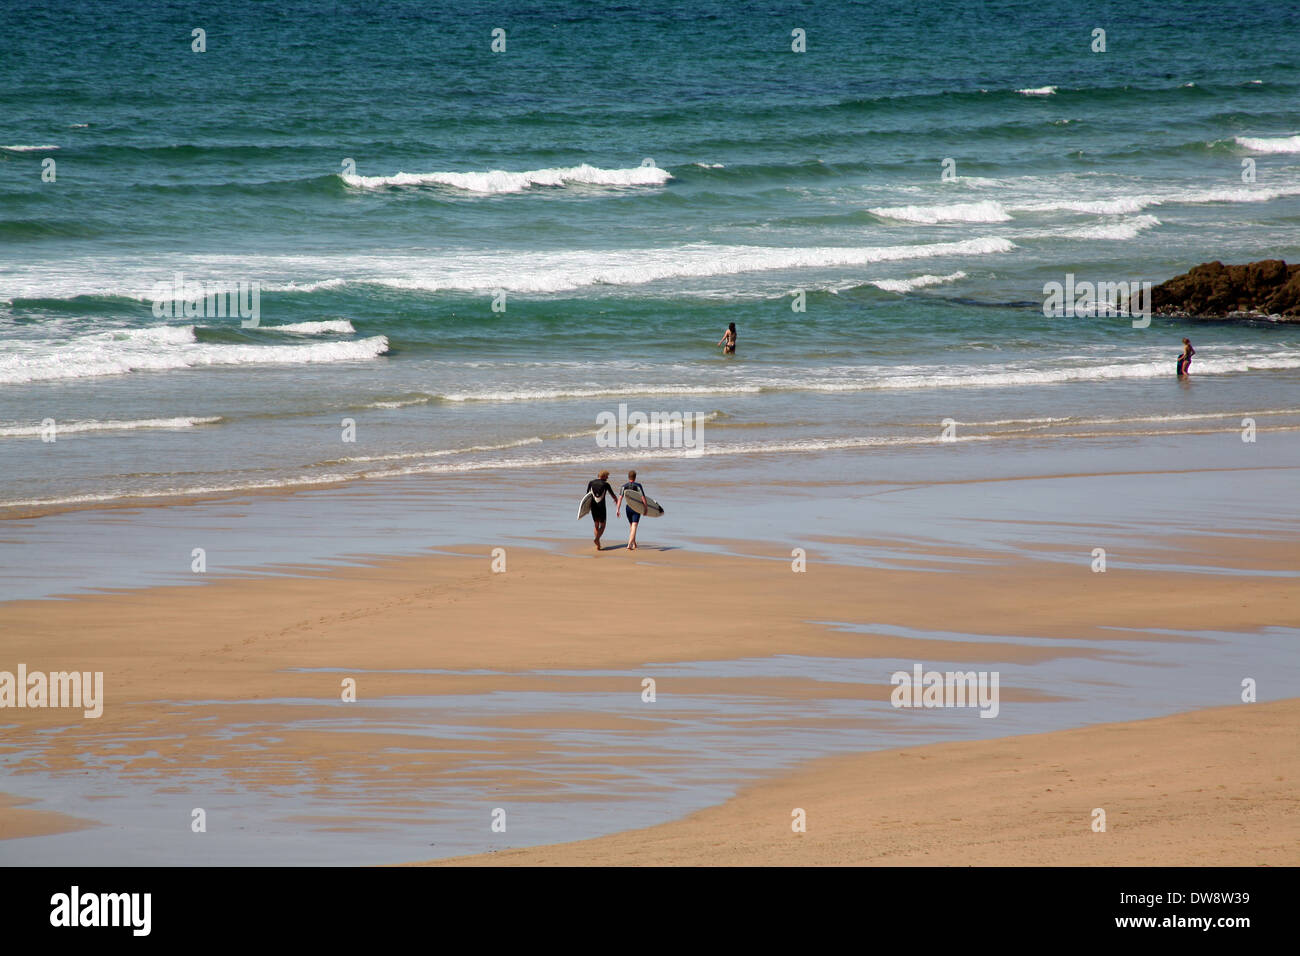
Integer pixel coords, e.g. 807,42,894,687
2,524,1295,865
427,698,1300,866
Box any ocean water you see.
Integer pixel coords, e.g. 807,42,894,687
2,0,1299,516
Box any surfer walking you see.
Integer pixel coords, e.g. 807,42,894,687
1177,337,1195,377
718,322,737,355
586,470,617,550
617,469,645,551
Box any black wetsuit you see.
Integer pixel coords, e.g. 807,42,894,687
586,479,616,522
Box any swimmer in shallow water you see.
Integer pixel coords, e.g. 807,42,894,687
1177,337,1195,376
718,322,736,355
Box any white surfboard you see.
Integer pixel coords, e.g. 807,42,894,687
578,490,596,519
621,487,664,517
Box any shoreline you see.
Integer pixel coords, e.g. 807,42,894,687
5,440,1300,605
4,430,1299,525
419,698,1300,867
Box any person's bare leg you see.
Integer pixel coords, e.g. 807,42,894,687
594,519,604,549
628,521,639,550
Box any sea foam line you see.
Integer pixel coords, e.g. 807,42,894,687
341,163,673,193
0,417,222,438
869,271,967,293
959,409,1299,428
431,355,1300,404
0,328,390,384
1235,134,1300,154
9,424,1300,513
366,237,1017,294
267,320,356,334
4,236,1017,302
437,384,764,402
870,179,1300,225
870,201,1012,224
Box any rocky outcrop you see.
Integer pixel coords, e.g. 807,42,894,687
1151,259,1300,319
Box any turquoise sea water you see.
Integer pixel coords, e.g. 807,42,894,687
1,0,1299,515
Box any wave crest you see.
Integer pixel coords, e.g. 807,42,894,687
1235,134,1300,154
870,201,1011,224
341,163,673,193
870,271,968,293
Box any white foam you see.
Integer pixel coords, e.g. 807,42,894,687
363,397,434,410
1018,183,1300,217
962,409,1299,428
0,417,222,438
1018,196,1155,216
1017,86,1057,95
631,421,683,432
363,434,1025,480
870,200,1011,224
958,416,1071,426
87,325,200,345
1062,409,1298,427
813,354,1300,391
427,353,1300,405
341,163,673,193
439,384,764,402
267,320,355,334
0,325,389,384
866,178,1300,230
0,144,59,152
327,437,545,464
11,414,1300,512
871,187,1275,228
1184,185,1300,204
0,237,1012,302
263,279,348,293
693,162,725,168
357,237,1017,294
1072,214,1161,240
870,271,967,293
1235,134,1300,154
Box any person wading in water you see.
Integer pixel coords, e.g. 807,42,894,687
718,322,737,355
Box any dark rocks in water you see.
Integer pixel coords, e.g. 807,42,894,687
1151,259,1300,319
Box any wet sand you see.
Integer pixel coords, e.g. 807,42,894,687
0,793,98,842
426,698,1300,867
1,529,1296,863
